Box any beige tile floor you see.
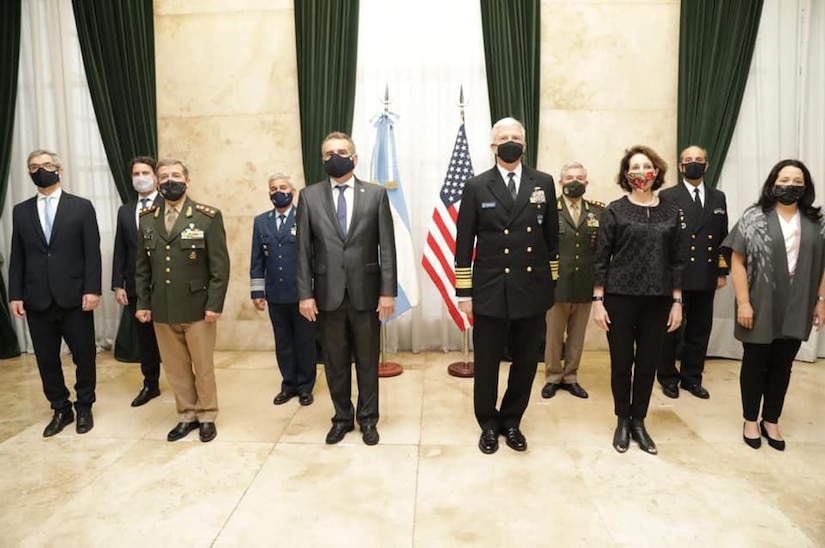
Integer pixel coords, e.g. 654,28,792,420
0,350,823,547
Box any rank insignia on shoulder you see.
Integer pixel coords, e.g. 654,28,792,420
140,205,158,217
195,204,217,218
588,200,606,209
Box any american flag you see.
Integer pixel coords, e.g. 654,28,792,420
421,124,474,331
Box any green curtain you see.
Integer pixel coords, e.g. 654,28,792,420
677,0,764,189
73,0,158,363
294,0,359,186
0,0,22,359
479,0,540,168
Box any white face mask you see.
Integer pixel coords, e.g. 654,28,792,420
132,175,155,193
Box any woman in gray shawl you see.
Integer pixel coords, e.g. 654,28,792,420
722,159,825,451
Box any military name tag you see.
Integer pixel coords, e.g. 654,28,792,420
714,208,726,215
181,228,205,239
481,202,496,209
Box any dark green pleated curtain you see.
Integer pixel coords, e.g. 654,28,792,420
0,0,22,359
479,0,540,168
73,0,158,362
677,0,764,189
294,0,359,186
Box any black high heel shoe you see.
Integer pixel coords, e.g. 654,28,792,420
760,420,785,451
613,417,630,453
743,422,761,449
630,418,657,455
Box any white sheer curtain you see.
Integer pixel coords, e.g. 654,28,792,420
350,0,492,352
0,0,121,353
709,0,825,361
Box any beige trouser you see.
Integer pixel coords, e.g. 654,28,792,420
544,302,592,383
154,320,219,422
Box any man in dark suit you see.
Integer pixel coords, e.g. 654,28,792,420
112,156,162,407
135,158,230,443
543,162,603,400
296,132,397,446
9,149,102,437
455,118,559,454
658,145,729,399
251,173,316,407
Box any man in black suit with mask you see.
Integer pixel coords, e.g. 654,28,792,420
9,149,102,437
296,132,397,446
455,118,559,454
658,145,729,399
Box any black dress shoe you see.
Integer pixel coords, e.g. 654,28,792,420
76,409,94,434
131,386,161,407
325,423,354,444
273,391,298,405
503,426,527,452
361,424,380,446
199,422,217,443
43,409,74,437
298,393,314,406
630,419,657,455
760,420,785,451
681,382,710,399
743,423,761,449
478,428,499,454
541,383,560,399
562,382,589,399
613,417,631,453
167,421,199,442
661,383,679,399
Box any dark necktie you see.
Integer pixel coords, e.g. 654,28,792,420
693,187,702,213
140,197,149,209
336,184,348,236
278,213,287,235
507,172,517,201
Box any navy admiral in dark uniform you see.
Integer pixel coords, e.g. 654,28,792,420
455,117,559,454
658,145,729,399
250,173,316,406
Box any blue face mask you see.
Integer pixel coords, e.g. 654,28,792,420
270,191,293,208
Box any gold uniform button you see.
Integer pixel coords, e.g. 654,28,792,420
575,232,579,237
708,259,713,263
575,255,580,259
690,257,695,262
504,248,510,254
575,243,580,248
165,267,170,273
504,268,510,274
708,235,713,239
165,279,171,284
691,234,696,239
504,229,510,235
526,227,532,233
526,247,532,252
690,246,696,251
165,256,171,262
165,245,171,250
526,266,532,272
708,247,713,251
574,267,579,272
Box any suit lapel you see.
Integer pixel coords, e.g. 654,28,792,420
509,169,533,221
322,180,347,241
486,170,513,214
558,198,576,229
28,197,47,245
47,193,70,245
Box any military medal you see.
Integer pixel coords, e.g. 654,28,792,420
189,251,197,260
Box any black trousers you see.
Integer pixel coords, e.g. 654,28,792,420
659,289,714,386
472,312,543,431
605,295,671,420
127,299,161,389
268,302,317,394
318,293,379,427
740,339,800,423
26,304,96,411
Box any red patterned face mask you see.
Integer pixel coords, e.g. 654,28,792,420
627,170,656,190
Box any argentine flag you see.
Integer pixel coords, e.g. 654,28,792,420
370,111,420,320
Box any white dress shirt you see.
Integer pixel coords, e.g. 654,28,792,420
683,180,705,207
497,163,523,196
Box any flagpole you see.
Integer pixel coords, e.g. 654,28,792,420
376,84,404,378
446,85,475,378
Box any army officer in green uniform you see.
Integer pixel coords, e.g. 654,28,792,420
135,158,230,443
542,162,603,400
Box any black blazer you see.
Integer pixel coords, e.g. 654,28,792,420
112,197,157,297
9,191,102,311
455,165,559,319
659,182,729,291
296,177,397,312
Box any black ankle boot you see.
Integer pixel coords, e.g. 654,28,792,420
630,418,657,455
613,417,631,453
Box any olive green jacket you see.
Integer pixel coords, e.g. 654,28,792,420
555,197,603,303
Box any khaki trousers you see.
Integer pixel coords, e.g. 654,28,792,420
544,302,592,383
154,320,219,422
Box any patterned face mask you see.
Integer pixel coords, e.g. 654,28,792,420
626,170,656,190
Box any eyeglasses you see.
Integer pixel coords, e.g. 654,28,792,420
28,162,58,173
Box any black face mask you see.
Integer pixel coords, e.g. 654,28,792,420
30,168,60,188
324,155,355,178
682,162,706,180
562,181,586,198
774,185,805,205
497,141,524,163
159,180,187,202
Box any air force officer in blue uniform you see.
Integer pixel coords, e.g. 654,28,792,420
251,174,316,406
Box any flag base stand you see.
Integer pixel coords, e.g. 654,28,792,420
379,323,404,377
447,329,474,378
